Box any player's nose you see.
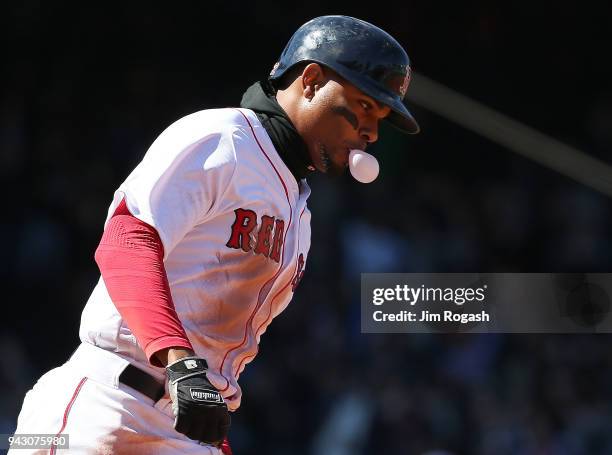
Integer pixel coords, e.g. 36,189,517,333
359,119,380,144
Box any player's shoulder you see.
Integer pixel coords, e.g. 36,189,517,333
150,108,252,157
140,108,247,171
166,108,255,137
145,107,269,176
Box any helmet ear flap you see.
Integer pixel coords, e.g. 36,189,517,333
269,15,420,134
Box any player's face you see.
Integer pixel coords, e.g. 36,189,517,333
301,73,391,176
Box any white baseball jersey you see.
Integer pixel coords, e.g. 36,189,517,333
79,107,311,411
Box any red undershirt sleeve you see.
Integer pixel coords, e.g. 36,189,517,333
94,198,194,367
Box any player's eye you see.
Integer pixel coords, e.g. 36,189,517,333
359,100,372,111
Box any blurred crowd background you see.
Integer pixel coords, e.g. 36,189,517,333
2,2,612,454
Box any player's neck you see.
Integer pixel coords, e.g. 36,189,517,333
241,81,315,180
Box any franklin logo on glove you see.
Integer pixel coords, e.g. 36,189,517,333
190,388,224,403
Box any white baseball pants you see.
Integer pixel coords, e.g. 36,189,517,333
10,342,222,454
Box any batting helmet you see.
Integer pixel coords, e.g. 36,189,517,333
270,15,420,134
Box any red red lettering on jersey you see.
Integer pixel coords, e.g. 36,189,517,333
226,208,257,252
269,219,285,263
254,215,275,257
291,253,305,292
226,209,284,263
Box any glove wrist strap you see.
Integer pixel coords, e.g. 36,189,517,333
166,357,209,381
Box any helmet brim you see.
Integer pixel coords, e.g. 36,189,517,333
387,99,420,135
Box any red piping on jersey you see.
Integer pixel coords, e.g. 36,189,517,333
50,376,87,455
235,206,307,375
217,109,294,391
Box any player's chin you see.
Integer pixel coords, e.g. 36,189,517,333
314,158,345,176
328,149,350,176
314,161,344,176
315,143,348,176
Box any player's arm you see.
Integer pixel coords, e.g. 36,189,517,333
94,198,194,365
95,198,230,445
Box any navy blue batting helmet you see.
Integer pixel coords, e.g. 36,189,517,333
269,15,420,134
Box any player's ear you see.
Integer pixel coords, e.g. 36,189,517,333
301,63,325,100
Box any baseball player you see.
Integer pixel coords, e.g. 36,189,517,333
10,15,419,454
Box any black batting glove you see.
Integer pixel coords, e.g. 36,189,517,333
166,357,230,445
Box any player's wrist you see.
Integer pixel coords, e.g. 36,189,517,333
166,356,208,372
155,347,196,367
